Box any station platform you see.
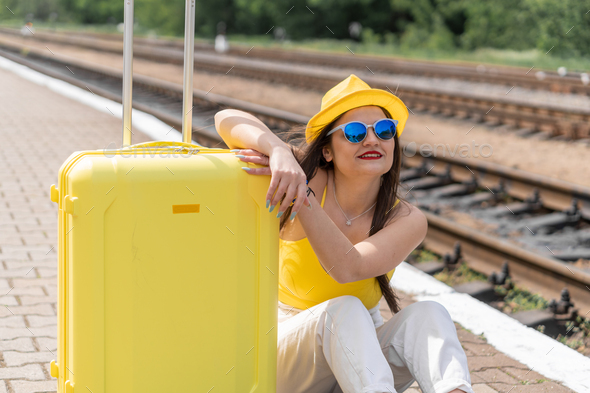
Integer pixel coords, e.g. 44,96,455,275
0,59,578,392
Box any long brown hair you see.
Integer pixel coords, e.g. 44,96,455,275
276,107,410,315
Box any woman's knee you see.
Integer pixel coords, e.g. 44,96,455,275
325,295,369,320
400,300,453,325
327,295,364,309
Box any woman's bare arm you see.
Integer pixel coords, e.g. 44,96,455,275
214,109,289,155
215,109,311,214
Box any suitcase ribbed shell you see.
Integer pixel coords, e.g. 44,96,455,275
50,145,278,392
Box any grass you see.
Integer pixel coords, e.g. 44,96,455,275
434,262,488,287
408,248,590,353
553,317,590,353
494,281,549,314
224,34,590,73
409,248,439,263
3,20,590,73
408,249,488,286
410,248,550,314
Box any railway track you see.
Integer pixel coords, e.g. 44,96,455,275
2,44,589,336
2,29,589,142
3,26,589,96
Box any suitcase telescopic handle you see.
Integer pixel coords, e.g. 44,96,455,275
122,0,196,147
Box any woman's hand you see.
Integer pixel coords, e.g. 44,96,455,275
233,147,311,219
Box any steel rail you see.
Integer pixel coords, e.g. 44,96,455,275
2,26,588,95
1,33,587,140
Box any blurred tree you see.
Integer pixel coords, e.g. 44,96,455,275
0,0,585,59
66,0,123,24
0,0,66,22
528,0,590,57
233,0,275,35
134,0,184,36
391,0,456,50
459,0,537,50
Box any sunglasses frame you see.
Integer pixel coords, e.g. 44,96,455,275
326,118,399,143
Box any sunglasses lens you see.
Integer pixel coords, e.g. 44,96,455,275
343,122,367,143
375,119,396,140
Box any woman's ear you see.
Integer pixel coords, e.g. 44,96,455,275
323,147,333,163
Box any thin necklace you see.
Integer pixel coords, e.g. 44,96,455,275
333,175,377,226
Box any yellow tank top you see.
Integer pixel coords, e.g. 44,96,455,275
278,184,400,310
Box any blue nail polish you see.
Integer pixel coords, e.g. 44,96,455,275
276,211,283,218
241,167,250,171
230,149,240,152
235,155,246,158
266,199,270,208
290,211,297,220
269,204,275,213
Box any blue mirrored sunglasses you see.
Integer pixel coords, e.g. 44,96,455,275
326,118,398,143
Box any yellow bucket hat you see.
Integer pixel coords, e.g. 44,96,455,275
305,74,409,144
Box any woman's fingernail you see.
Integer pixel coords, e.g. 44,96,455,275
230,149,240,152
307,203,312,210
241,167,250,171
266,199,270,208
290,211,297,220
276,211,283,218
235,155,246,158
269,204,275,213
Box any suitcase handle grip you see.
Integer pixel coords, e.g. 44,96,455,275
122,0,195,147
130,141,201,150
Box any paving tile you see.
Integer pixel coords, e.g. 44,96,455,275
472,385,498,392
0,325,56,340
29,250,57,262
44,285,57,299
5,260,56,270
11,278,57,288
26,315,57,328
0,278,10,290
487,381,573,392
0,304,55,317
0,295,19,306
21,236,53,246
502,366,552,384
9,380,57,393
461,341,500,357
0,287,45,296
0,364,45,380
0,267,38,279
0,315,27,328
18,295,56,306
0,337,36,352
467,354,525,370
0,236,26,246
36,337,57,353
471,368,520,385
3,351,55,367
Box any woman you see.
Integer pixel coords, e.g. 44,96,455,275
214,74,474,393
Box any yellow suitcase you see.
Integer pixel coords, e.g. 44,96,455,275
49,1,278,391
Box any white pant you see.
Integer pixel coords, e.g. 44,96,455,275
277,295,475,393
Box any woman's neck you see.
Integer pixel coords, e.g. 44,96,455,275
330,169,380,219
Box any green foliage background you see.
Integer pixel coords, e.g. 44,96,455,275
0,0,588,56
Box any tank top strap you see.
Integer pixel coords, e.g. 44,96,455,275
320,183,327,207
